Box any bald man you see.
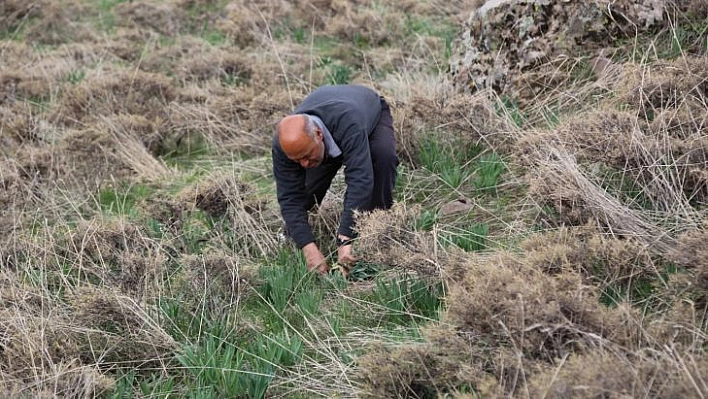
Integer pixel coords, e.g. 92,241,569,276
272,85,398,274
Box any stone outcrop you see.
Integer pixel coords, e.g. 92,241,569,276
450,0,702,101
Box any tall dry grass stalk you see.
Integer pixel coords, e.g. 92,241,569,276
533,147,678,253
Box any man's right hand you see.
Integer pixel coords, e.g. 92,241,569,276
302,243,329,274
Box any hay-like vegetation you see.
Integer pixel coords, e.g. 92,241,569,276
0,0,706,397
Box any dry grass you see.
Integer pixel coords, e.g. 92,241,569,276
0,0,706,397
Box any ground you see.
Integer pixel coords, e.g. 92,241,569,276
0,0,706,397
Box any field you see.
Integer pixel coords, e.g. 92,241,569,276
1,0,707,397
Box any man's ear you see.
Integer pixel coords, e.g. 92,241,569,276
315,127,323,140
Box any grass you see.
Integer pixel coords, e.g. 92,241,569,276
95,0,129,32
418,134,484,189
318,56,354,85
106,245,447,397
96,182,153,216
2,1,708,397
440,223,489,252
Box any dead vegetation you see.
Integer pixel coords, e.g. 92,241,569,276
0,0,706,397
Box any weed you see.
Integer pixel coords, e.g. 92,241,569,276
107,370,137,399
404,16,458,59
253,330,303,368
178,210,214,254
415,209,438,231
161,132,210,167
203,29,226,46
497,97,526,128
473,153,505,193
418,135,483,189
96,183,152,216
109,370,177,399
597,166,654,210
292,27,306,44
65,69,86,84
440,224,489,252
597,262,683,310
318,56,353,85
221,72,244,86
369,275,444,325
599,277,655,308
252,249,325,332
139,374,177,398
96,0,128,32
159,297,205,341
294,288,322,316
176,335,246,398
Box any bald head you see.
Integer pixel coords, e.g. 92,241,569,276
277,114,325,168
277,115,312,157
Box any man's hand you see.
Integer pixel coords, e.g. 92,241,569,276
302,242,329,274
337,235,357,267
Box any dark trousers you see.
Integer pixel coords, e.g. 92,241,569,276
304,99,398,211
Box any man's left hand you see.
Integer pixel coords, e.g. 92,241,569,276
337,235,357,267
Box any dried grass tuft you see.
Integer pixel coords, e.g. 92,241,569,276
113,0,186,37
355,203,455,277
445,251,639,361
356,339,480,398
527,349,708,398
58,69,176,125
666,224,708,310
67,285,176,365
65,217,167,299
175,171,279,257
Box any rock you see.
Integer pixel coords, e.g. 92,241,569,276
440,197,474,216
449,0,694,102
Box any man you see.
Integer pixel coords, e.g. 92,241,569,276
272,85,398,274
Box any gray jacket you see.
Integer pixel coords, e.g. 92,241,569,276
272,85,383,248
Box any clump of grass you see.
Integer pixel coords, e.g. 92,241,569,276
176,333,248,398
418,134,482,189
368,275,444,325
440,223,489,252
96,182,153,216
318,56,353,85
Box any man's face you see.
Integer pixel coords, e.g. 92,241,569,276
287,129,325,169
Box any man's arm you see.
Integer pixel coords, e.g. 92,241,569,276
337,122,374,239
272,145,329,273
272,145,315,248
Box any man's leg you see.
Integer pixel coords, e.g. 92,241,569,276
368,99,399,210
304,161,342,211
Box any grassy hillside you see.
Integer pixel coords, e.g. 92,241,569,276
1,0,706,397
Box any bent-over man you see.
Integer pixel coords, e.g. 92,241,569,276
272,84,398,274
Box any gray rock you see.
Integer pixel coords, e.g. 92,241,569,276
449,0,674,101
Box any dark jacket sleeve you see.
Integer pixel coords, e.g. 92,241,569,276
272,142,315,248
337,120,374,238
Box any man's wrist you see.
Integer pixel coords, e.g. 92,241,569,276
336,235,353,247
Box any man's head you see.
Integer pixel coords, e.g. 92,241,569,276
277,114,325,168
